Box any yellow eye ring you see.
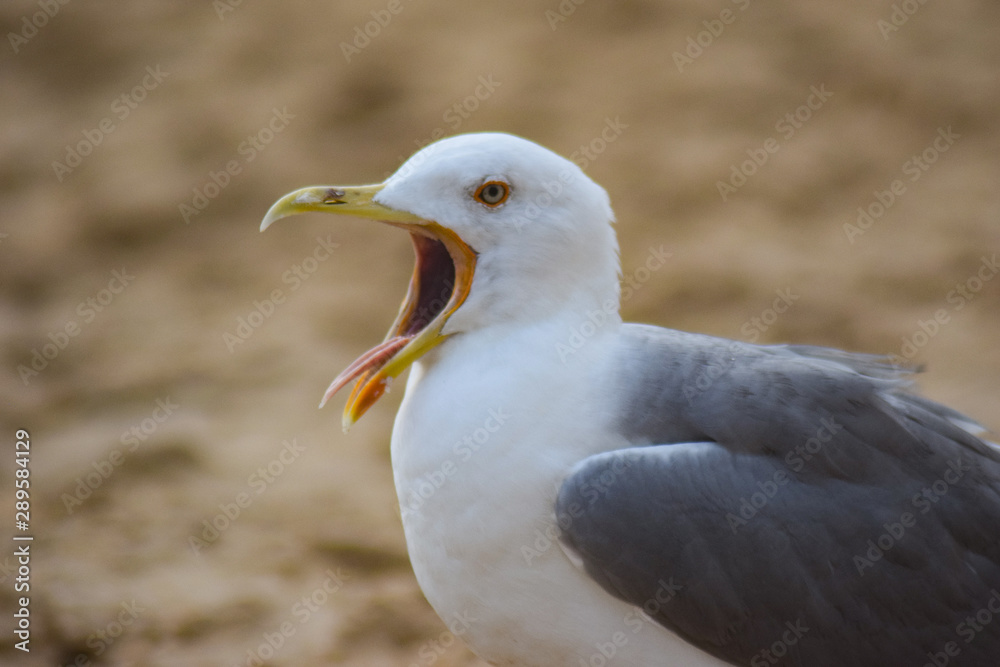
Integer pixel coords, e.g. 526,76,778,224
474,181,510,207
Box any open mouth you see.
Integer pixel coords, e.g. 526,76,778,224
258,183,477,429
399,234,458,338
320,229,464,410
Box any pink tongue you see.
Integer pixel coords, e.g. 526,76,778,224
320,336,411,408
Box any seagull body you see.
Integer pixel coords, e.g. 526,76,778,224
262,133,1000,666
392,322,730,666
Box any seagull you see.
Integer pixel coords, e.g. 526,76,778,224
261,132,1000,666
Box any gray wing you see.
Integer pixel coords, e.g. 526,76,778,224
557,324,1000,667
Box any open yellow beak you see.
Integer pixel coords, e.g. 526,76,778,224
261,184,477,431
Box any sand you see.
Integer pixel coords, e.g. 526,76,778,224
1,1,998,665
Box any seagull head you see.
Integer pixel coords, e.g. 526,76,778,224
261,132,619,429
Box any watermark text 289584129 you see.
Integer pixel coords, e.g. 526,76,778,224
14,429,32,653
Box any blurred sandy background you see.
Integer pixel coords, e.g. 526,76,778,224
1,1,998,665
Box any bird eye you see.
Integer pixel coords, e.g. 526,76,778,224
474,181,510,207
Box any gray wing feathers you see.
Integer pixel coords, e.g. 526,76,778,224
558,324,1000,666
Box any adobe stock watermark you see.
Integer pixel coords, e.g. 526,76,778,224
340,0,416,62
384,74,502,174
750,618,810,666
510,171,579,234
739,288,800,343
544,0,587,31
877,0,932,40
189,438,306,555
717,84,833,201
890,254,997,364
555,244,672,364
510,117,627,236
180,106,294,224
920,589,1000,667
232,567,350,667
523,454,635,566
580,577,683,667
61,397,181,514
7,0,70,54
853,456,973,577
51,65,169,181
18,268,135,385
844,126,959,244
726,417,842,533
568,116,628,171
59,600,146,666
682,287,799,402
404,610,478,667
672,0,755,72
223,235,339,352
398,407,510,519
622,577,683,638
